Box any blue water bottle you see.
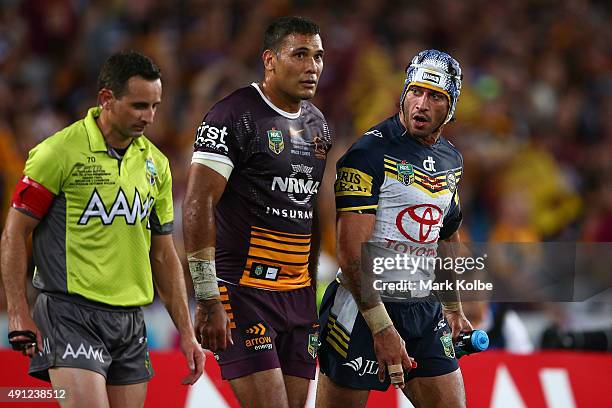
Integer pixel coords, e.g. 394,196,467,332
454,330,489,358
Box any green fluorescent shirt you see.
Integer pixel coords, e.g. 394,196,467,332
24,107,174,306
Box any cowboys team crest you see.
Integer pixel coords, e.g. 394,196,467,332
268,128,284,154
397,161,414,186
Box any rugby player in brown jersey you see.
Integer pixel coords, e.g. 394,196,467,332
183,16,330,408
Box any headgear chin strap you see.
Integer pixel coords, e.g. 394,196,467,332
400,49,463,125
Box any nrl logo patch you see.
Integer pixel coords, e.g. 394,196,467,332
145,158,157,185
144,350,152,374
397,161,414,186
440,332,456,358
268,128,284,154
308,332,320,358
254,264,264,276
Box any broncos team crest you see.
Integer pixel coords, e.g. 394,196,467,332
397,161,414,186
267,128,284,154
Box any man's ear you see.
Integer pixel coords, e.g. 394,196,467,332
262,49,276,73
98,88,114,110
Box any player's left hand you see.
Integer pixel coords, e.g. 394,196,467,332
179,335,206,385
443,308,473,341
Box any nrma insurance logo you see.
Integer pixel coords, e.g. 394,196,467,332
271,164,320,205
78,187,154,226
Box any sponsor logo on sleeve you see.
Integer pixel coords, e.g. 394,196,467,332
335,167,373,197
195,121,229,154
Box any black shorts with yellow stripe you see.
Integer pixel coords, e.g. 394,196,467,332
318,280,459,391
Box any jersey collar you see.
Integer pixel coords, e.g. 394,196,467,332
85,107,147,153
251,83,301,119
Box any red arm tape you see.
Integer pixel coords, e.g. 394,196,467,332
11,176,55,219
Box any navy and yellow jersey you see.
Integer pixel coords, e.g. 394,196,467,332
335,114,462,246
193,83,331,290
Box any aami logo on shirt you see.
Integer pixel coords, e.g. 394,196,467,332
78,187,154,226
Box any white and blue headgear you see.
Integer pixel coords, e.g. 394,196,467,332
400,49,463,125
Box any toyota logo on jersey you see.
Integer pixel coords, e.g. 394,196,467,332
396,204,443,243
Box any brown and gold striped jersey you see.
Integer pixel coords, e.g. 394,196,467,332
193,84,331,290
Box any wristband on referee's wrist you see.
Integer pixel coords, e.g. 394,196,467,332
362,304,393,335
187,249,220,301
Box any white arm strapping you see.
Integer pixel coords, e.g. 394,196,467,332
187,247,220,301
191,152,233,180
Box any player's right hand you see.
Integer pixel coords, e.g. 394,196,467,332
194,300,233,352
8,313,42,358
372,325,416,389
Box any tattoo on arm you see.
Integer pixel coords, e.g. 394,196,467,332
342,258,381,310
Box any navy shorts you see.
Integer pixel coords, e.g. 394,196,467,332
214,284,319,380
318,280,459,391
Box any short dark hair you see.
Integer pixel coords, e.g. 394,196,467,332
263,16,320,53
97,50,161,97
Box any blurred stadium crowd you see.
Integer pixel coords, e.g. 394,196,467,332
1,0,611,351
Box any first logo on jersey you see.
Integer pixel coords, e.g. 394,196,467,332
268,128,284,154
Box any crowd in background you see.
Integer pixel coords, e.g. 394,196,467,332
1,0,611,351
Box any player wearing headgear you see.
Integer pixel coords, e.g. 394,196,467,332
316,49,473,407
